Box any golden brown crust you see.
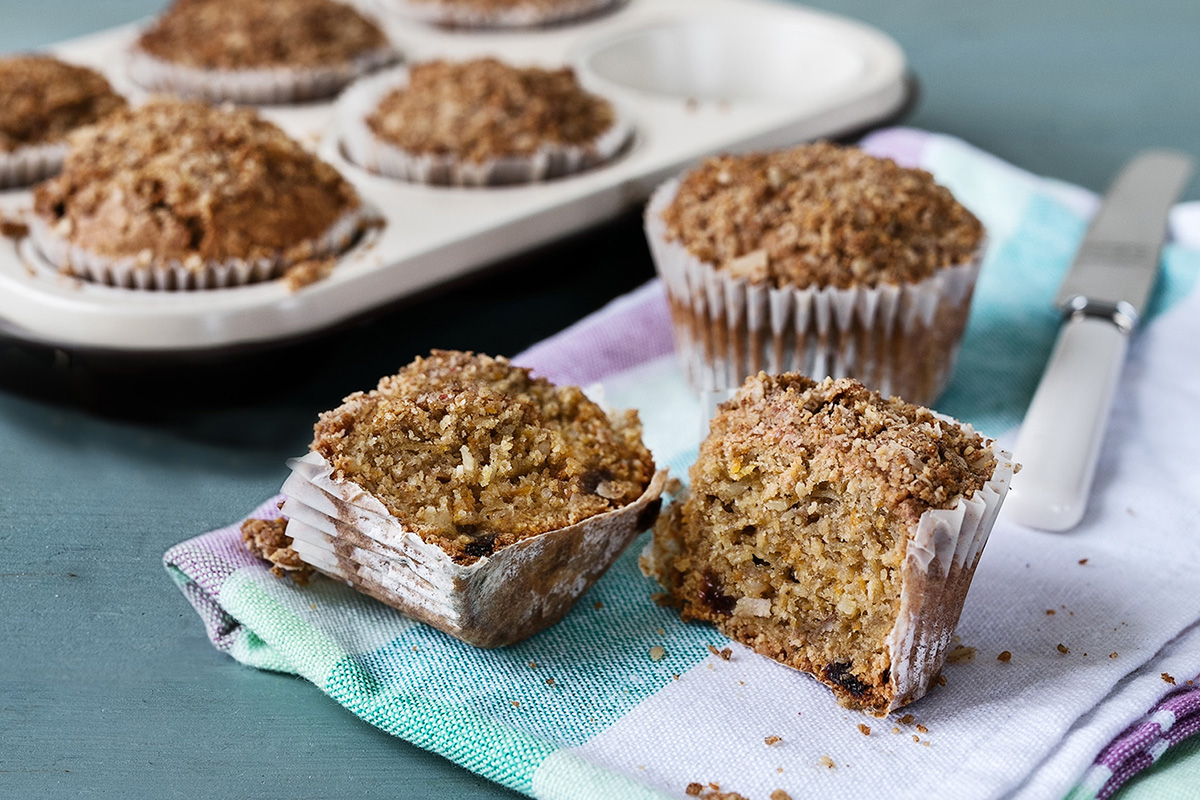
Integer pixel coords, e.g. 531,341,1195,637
651,374,995,713
136,0,389,70
366,58,616,163
661,142,984,289
0,56,125,152
312,351,656,564
33,98,359,267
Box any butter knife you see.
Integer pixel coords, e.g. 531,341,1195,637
1006,150,1194,531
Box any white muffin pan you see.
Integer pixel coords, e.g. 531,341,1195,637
0,0,908,352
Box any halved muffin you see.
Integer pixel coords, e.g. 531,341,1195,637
644,373,1014,716
276,351,667,647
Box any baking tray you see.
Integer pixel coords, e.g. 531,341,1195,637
0,0,909,353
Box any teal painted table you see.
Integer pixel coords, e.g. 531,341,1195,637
2,2,1198,798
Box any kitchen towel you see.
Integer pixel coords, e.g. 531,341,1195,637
165,128,1200,800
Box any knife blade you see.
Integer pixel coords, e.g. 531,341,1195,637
1006,150,1194,531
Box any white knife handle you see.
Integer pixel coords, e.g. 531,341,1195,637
1006,315,1129,531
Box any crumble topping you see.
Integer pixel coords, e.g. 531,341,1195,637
312,351,655,564
366,58,615,163
33,98,359,268
137,0,389,70
0,55,125,152
661,142,984,289
241,516,314,584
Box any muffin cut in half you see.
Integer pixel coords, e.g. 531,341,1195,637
643,374,1014,715
0,55,126,188
275,351,667,647
646,142,986,406
129,0,398,103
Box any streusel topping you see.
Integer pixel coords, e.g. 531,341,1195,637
0,56,125,152
312,351,655,564
707,374,994,525
661,142,984,289
366,58,616,163
137,0,389,70
34,98,360,265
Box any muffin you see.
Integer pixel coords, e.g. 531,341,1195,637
31,97,366,290
646,142,986,406
0,55,125,189
128,0,398,104
383,0,620,29
643,374,1014,716
276,351,667,647
339,58,630,186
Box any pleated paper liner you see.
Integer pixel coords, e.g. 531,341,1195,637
27,205,369,291
0,141,68,190
645,177,985,407
377,0,620,29
337,65,633,187
280,451,667,648
126,45,400,104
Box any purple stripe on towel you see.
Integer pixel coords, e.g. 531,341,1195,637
515,281,674,386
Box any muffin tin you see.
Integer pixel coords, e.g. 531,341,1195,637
0,0,908,352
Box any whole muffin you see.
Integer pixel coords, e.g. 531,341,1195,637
339,58,630,185
273,351,667,646
382,0,620,29
129,0,398,103
644,373,1014,716
646,142,986,405
0,55,125,188
31,97,365,290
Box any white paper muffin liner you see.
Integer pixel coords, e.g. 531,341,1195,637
643,429,1015,717
338,64,633,186
0,141,69,190
881,432,1014,714
645,177,985,406
28,204,368,290
279,451,667,648
126,45,400,105
377,0,619,28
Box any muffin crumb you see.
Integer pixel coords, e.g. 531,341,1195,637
240,516,314,584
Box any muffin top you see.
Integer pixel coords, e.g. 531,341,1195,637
699,373,995,527
136,0,389,70
661,142,984,290
0,55,125,153
366,58,616,163
33,98,360,266
312,350,656,563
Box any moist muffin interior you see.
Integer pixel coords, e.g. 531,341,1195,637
660,142,984,290
366,58,616,163
137,0,389,70
313,351,656,564
0,55,125,152
653,374,995,712
33,97,360,267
